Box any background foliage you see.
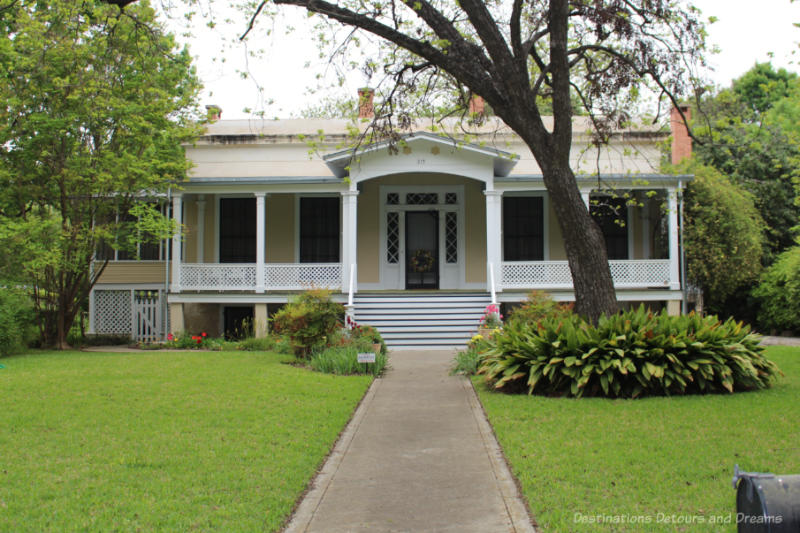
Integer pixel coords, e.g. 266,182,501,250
753,246,800,334
681,161,765,316
0,0,200,348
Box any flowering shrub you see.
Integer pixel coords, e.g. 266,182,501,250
271,289,344,358
506,290,573,327
479,304,503,330
452,333,494,376
346,316,386,354
165,331,213,350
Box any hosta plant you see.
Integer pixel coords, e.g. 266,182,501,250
478,306,780,398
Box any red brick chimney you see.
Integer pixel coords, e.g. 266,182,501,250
205,104,222,122
670,105,692,165
469,95,485,115
358,88,374,119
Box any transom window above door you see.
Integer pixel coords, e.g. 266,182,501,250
385,192,458,205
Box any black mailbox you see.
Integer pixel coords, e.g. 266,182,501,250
733,465,800,532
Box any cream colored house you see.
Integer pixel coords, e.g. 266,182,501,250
89,108,690,348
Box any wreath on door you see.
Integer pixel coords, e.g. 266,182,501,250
410,249,435,273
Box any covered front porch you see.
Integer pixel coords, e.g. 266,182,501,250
168,184,685,298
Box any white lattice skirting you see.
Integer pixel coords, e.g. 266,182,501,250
180,263,342,291
93,290,132,334
501,260,671,289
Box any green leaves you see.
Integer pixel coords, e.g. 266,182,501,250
0,0,201,347
478,306,780,399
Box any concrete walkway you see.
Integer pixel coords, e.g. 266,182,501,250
285,350,535,533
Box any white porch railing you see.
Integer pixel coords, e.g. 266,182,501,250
181,264,257,291
264,263,342,291
179,263,342,291
501,260,671,289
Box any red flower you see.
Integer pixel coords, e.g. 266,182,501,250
167,333,174,341
201,332,207,337
196,339,202,344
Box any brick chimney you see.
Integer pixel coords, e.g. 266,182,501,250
358,88,374,119
205,104,222,122
670,105,692,165
469,95,485,115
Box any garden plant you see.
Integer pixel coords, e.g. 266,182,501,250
479,305,780,398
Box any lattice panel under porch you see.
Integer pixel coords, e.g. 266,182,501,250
93,290,132,334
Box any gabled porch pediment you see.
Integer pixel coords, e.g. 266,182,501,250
323,131,519,184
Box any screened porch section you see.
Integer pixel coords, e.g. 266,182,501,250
171,194,344,293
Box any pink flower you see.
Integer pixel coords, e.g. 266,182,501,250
167,333,174,341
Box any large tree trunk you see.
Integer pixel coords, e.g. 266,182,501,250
542,165,618,323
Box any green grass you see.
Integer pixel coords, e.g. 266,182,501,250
476,346,800,532
0,350,372,532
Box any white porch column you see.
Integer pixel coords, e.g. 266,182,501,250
667,188,680,291
484,190,503,293
255,192,266,293
341,190,359,292
196,195,206,263
170,193,183,292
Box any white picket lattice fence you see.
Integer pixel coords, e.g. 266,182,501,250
264,263,342,290
181,264,257,291
134,292,162,343
93,289,167,341
179,263,342,291
93,290,132,335
501,260,671,289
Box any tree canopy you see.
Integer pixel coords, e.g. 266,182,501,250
693,63,800,262
681,161,765,317
235,0,709,321
0,0,201,348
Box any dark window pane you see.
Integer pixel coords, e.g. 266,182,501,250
220,198,256,263
139,242,161,260
591,197,629,260
406,192,438,205
96,239,115,261
503,196,544,261
300,197,340,263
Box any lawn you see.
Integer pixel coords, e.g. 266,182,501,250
476,346,800,532
0,350,372,532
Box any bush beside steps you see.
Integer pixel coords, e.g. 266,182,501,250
479,305,780,398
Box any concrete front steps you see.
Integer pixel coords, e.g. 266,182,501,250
352,293,492,349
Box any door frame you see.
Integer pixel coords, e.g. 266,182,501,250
377,184,466,290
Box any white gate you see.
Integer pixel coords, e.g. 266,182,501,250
133,291,163,343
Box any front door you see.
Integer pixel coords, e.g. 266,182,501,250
405,210,439,289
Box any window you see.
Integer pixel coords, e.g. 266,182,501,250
445,212,458,263
503,196,544,261
591,197,629,260
220,198,256,263
386,212,399,264
300,197,340,263
95,203,170,261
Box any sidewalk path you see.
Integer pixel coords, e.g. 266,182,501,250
285,350,535,533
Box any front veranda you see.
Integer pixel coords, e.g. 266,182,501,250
89,134,687,340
